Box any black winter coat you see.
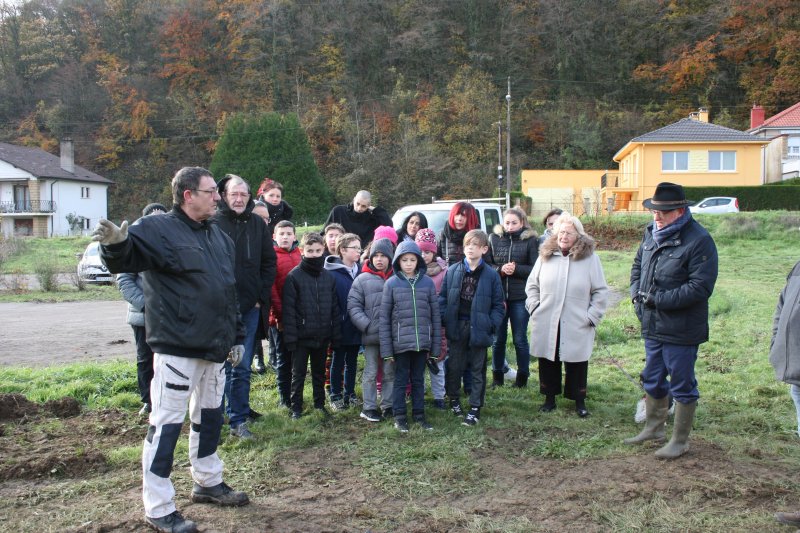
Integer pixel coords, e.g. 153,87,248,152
282,261,341,351
265,200,293,235
487,225,539,301
100,206,244,363
324,203,393,245
630,217,718,345
437,225,467,266
213,179,277,314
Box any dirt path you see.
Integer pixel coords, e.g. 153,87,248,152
0,300,133,365
0,289,625,366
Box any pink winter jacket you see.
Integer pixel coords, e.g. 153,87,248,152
426,256,448,358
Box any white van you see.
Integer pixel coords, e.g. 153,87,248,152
392,200,504,235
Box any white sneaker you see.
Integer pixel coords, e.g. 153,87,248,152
504,367,517,381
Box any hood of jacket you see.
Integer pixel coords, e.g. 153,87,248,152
216,175,255,220
392,240,425,277
275,241,299,254
493,224,538,241
539,233,595,261
324,255,359,278
362,261,392,280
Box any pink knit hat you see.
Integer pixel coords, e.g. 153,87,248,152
373,225,398,245
415,228,437,253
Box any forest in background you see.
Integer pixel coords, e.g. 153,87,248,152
1,0,799,222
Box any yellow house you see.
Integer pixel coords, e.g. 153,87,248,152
603,110,769,212
520,169,606,219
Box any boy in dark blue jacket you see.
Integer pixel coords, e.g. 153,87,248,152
440,229,505,426
324,232,363,411
282,232,341,419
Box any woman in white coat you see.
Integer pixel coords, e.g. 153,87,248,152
525,212,609,417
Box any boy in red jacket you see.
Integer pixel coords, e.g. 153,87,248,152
270,221,301,407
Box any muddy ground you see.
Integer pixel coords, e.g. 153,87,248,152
0,251,796,531
0,392,797,532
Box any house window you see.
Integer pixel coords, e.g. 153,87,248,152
662,151,688,171
788,137,800,157
83,218,91,230
81,186,90,199
709,151,736,171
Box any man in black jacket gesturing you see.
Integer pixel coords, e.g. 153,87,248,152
94,167,249,533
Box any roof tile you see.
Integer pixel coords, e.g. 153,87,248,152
632,118,760,143
0,142,112,184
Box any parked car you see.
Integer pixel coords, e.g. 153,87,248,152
689,196,739,214
76,241,114,284
392,201,504,235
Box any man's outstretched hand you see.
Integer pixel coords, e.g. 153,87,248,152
92,219,128,245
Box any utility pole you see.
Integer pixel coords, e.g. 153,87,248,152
496,122,503,192
505,77,511,209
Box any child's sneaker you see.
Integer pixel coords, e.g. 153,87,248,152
329,398,347,412
413,415,433,430
433,399,446,410
348,395,362,408
462,407,480,426
450,400,464,417
290,410,302,420
360,409,382,422
394,418,409,433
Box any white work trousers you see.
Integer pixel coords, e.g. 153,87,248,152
142,353,226,519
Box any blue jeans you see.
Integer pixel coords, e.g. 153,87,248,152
791,384,800,437
393,351,426,418
224,306,260,427
642,339,699,404
492,299,530,375
329,344,360,402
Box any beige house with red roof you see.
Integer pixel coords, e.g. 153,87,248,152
748,102,800,182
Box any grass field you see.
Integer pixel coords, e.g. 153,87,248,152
1,211,799,532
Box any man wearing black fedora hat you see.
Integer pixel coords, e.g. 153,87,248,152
625,182,718,459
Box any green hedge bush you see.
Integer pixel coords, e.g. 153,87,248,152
683,186,800,211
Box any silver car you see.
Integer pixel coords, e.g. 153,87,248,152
77,241,114,284
689,197,739,214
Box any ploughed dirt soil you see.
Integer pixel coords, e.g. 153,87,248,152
1,392,797,532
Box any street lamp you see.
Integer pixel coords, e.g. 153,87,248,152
496,122,503,189
505,77,511,209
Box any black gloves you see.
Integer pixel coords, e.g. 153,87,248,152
637,290,656,309
426,356,440,375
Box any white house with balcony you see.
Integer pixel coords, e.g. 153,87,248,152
748,102,800,182
0,140,112,237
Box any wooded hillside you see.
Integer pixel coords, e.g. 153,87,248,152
1,0,798,222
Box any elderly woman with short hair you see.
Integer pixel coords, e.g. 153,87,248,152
525,212,609,417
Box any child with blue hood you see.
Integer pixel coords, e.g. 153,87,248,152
379,240,441,432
